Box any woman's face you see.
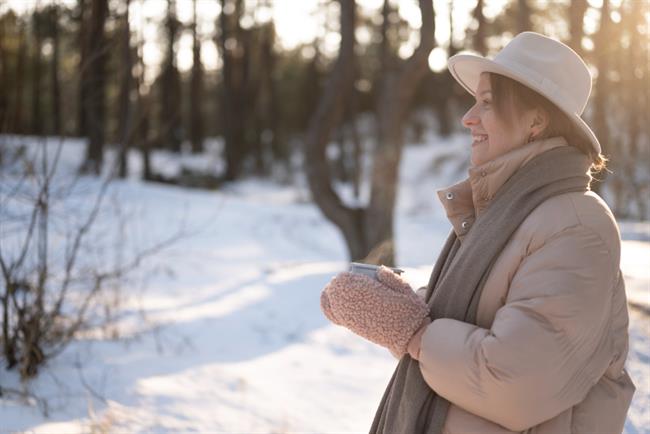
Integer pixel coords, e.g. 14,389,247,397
462,73,535,167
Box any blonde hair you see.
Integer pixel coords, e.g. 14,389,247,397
487,72,608,174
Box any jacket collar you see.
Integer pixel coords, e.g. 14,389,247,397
436,136,570,239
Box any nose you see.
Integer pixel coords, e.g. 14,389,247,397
462,104,480,128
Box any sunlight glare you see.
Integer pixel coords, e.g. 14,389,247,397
399,1,422,29
272,0,322,50
428,47,448,73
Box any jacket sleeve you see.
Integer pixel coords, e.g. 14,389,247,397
417,224,618,431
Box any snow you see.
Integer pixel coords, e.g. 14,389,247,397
0,133,648,433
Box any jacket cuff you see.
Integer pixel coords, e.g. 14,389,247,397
407,317,432,360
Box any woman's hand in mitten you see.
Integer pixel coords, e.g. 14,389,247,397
319,269,430,358
374,267,431,360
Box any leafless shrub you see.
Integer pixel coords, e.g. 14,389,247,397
0,137,186,380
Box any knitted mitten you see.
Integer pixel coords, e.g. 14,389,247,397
320,267,429,357
376,267,431,359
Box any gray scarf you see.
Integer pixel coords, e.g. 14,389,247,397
370,145,592,434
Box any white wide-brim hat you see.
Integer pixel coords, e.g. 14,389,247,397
447,31,601,154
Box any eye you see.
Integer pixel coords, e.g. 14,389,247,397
482,99,490,105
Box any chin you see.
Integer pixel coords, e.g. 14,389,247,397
470,151,486,167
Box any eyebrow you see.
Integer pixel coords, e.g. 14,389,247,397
478,90,492,96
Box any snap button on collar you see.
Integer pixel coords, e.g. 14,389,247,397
446,192,455,200
461,220,471,229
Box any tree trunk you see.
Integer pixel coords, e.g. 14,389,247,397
13,22,27,134
79,0,108,175
7,20,27,134
379,0,391,74
259,19,281,169
367,0,435,265
219,0,248,180
433,72,453,136
346,66,362,200
305,0,434,265
622,0,646,219
160,0,182,152
0,19,6,133
448,0,459,57
139,101,153,181
472,0,487,56
219,0,234,177
301,43,322,132
305,0,366,260
31,11,43,135
591,0,611,196
517,0,532,33
567,0,588,57
77,0,88,137
49,6,62,135
134,19,152,181
189,0,204,153
117,0,133,178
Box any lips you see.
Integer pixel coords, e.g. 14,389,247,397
472,134,488,145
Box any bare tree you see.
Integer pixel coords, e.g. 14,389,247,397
189,0,204,153
77,0,88,137
133,9,153,181
567,0,588,57
517,0,532,32
304,0,358,258
299,39,323,132
45,5,62,135
2,141,113,377
447,0,459,57
218,0,249,180
305,0,435,265
258,18,280,171
615,0,648,218
471,0,487,56
0,15,8,132
30,9,44,135
79,0,109,175
0,141,187,379
591,0,612,196
11,20,27,134
368,0,435,264
159,0,183,152
117,0,134,178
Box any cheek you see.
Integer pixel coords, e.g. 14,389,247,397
481,112,499,137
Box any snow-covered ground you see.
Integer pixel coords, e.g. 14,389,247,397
0,134,648,433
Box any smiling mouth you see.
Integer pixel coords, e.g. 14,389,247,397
472,135,488,145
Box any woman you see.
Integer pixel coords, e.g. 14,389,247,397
320,32,636,433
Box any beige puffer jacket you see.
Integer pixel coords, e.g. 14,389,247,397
417,136,636,434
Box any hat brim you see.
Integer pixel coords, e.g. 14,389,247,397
447,54,601,154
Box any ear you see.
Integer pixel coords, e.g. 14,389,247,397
530,108,549,136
